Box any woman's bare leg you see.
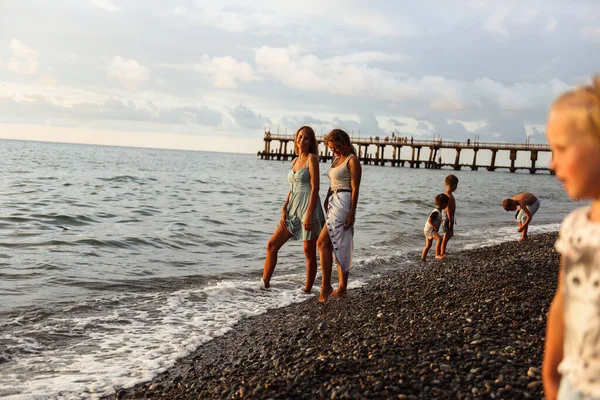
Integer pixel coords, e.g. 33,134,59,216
262,224,293,288
303,238,318,292
317,225,333,302
331,266,349,297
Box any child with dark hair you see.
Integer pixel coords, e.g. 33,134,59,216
502,192,540,242
441,174,459,256
421,193,449,261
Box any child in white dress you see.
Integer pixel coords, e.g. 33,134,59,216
543,76,600,400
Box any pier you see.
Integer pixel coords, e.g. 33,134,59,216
258,131,553,174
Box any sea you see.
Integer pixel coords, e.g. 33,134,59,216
0,139,577,399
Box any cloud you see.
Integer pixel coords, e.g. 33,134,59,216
162,55,257,89
475,115,528,142
583,25,600,43
417,115,473,140
388,118,407,127
545,16,558,32
328,52,409,65
528,125,545,138
106,56,149,91
483,7,509,37
254,46,420,102
4,39,38,75
230,105,270,129
0,96,222,128
472,77,565,111
328,113,386,137
92,0,120,12
158,105,222,126
3,1,600,150
423,76,465,111
167,2,416,37
170,6,188,16
280,116,329,132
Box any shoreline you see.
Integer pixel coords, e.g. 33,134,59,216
111,233,559,399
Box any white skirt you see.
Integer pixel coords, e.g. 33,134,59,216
326,191,353,273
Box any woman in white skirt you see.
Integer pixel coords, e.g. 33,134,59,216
318,129,362,302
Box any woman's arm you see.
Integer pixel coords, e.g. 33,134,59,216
280,190,291,227
344,155,362,228
304,154,320,230
542,262,565,400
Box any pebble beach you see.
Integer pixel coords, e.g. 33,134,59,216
111,233,559,399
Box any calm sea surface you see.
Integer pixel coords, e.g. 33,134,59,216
0,139,576,399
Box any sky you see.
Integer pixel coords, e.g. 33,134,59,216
1,0,599,154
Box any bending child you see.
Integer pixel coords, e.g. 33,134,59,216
440,174,458,256
421,193,449,261
502,192,540,241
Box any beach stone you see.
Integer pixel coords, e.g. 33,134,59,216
109,233,557,400
527,381,542,389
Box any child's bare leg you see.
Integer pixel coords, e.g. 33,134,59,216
331,266,349,297
441,230,453,255
518,225,529,242
421,238,433,261
262,225,293,287
317,226,334,302
434,233,446,259
303,239,318,292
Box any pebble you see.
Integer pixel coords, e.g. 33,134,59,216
109,233,558,399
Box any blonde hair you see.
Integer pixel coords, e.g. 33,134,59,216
293,126,318,156
551,75,600,140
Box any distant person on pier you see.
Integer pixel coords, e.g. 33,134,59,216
440,174,459,256
501,192,540,242
542,76,600,400
261,126,325,293
421,193,449,261
318,129,362,302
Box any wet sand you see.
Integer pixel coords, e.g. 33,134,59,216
111,233,559,399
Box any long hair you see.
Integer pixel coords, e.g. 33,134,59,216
551,75,600,141
323,129,356,156
293,126,318,156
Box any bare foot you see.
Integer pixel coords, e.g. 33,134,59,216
301,286,312,294
420,256,426,262
319,286,333,303
331,288,347,298
435,254,447,259
517,237,527,242
260,278,270,291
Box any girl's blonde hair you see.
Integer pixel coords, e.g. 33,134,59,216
551,75,600,139
293,126,318,156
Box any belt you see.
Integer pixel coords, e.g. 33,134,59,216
325,188,351,203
